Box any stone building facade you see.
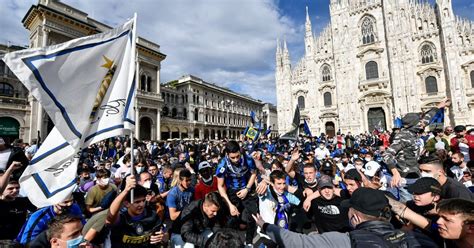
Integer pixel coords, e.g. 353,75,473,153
0,45,31,144
4,0,166,143
158,75,266,140
276,0,474,136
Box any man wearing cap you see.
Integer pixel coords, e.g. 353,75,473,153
194,161,218,200
253,188,437,247
311,175,350,233
450,125,474,162
383,99,450,201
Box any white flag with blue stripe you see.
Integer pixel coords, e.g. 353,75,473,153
3,17,137,207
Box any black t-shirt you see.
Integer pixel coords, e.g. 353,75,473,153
441,177,473,200
0,197,36,239
295,172,318,193
312,195,350,233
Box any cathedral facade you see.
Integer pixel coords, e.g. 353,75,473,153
276,0,474,136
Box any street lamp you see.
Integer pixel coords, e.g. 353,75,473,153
221,99,234,138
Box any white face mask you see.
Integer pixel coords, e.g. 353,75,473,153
136,167,145,173
98,178,109,186
143,181,152,189
421,171,438,179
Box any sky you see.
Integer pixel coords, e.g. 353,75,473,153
0,0,473,104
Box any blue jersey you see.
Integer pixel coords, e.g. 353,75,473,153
216,154,256,190
17,203,83,244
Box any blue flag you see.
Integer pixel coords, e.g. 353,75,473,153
250,111,257,124
394,117,403,129
430,108,444,124
264,126,272,136
303,119,312,137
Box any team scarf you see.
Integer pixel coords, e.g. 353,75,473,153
270,187,290,229
225,156,249,177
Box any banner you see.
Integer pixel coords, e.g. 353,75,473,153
280,105,300,141
3,16,137,207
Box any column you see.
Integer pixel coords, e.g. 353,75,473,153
156,110,161,140
135,107,140,138
156,65,161,94
199,129,204,140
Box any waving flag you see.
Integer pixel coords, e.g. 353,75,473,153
429,108,444,131
3,17,137,207
394,117,403,129
264,126,272,137
280,105,300,141
303,119,312,137
245,127,259,140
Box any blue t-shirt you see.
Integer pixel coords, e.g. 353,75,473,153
215,154,256,190
165,186,194,211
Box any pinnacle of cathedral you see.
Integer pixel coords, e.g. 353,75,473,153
305,6,312,36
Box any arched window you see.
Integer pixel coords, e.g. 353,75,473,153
0,83,14,96
471,70,474,88
197,96,200,104
323,92,332,107
181,95,185,103
194,108,199,121
0,60,5,74
298,96,305,110
322,65,331,82
146,76,152,92
140,74,147,90
365,61,379,80
193,95,196,103
361,16,376,44
425,76,438,94
172,108,177,117
183,108,187,119
162,106,169,116
420,43,436,64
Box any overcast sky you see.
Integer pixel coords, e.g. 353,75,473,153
1,0,473,104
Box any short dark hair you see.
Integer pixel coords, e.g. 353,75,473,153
205,228,244,248
46,214,82,240
418,154,443,168
125,185,148,203
95,169,111,178
437,199,474,223
225,140,240,154
303,163,316,170
179,169,192,180
269,170,286,183
204,191,222,209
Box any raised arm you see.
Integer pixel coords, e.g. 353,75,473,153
106,176,136,225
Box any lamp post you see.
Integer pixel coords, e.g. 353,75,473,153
221,99,234,138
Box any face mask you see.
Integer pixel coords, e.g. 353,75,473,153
353,155,358,159
143,181,151,189
98,178,109,186
136,167,145,173
66,235,84,248
365,157,372,162
319,145,325,149
421,171,437,179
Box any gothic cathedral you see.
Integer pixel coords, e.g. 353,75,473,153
276,0,474,136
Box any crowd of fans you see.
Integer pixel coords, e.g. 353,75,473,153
0,102,473,248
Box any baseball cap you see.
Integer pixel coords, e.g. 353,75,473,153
364,161,381,177
198,161,212,171
341,188,390,217
407,177,441,195
401,113,421,127
321,161,333,172
317,175,334,189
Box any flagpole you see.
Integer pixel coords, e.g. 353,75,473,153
129,12,138,203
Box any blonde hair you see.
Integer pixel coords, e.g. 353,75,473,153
170,167,183,187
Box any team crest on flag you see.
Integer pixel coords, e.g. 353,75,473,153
245,127,258,140
3,17,137,207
